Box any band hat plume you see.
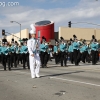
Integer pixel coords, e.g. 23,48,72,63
30,24,36,34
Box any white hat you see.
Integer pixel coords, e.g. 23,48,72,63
30,24,36,34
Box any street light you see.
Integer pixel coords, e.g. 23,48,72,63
10,21,21,45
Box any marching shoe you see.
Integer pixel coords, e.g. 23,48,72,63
32,76,35,79
65,65,68,67
36,74,40,78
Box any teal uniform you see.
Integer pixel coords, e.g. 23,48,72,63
40,43,48,52
1,46,11,70
4,47,10,55
20,45,29,69
53,46,59,53
90,42,99,51
81,44,89,63
10,45,15,53
72,42,81,50
40,43,49,68
59,43,67,66
72,41,82,65
59,43,67,52
68,45,73,53
90,42,99,64
68,44,74,64
53,45,60,64
19,46,24,54
10,45,17,68
21,45,28,54
80,45,88,53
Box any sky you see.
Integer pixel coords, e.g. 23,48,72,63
0,0,100,37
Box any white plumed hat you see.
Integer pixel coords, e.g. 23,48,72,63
30,24,36,34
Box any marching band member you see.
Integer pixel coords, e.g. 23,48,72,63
95,40,99,63
19,42,23,64
53,39,60,64
25,38,30,69
14,41,19,67
40,36,48,68
19,41,25,69
72,35,81,66
81,39,88,63
87,43,91,63
68,38,74,64
90,35,99,65
1,39,11,71
59,37,68,67
1,40,5,67
21,39,29,69
47,44,52,62
4,42,11,71
10,39,16,67
27,24,41,78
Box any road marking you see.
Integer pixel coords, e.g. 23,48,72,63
50,77,100,87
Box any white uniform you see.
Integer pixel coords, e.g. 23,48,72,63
27,24,41,78
27,38,40,78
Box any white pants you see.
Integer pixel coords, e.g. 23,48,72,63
29,53,40,78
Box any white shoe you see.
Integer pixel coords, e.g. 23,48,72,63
36,74,40,78
32,76,35,79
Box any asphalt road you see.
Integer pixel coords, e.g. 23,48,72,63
0,61,100,100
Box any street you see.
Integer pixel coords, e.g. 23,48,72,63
0,61,100,100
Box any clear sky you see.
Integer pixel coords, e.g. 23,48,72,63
0,0,100,37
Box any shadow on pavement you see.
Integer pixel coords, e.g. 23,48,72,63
40,71,84,78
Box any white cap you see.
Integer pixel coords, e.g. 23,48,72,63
30,24,36,34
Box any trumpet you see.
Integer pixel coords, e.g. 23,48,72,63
63,42,66,45
78,41,82,43
94,42,99,44
45,43,48,45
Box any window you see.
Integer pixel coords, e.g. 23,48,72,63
38,31,40,38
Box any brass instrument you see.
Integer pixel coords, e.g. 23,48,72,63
94,42,99,44
58,47,60,52
98,39,100,44
63,42,66,45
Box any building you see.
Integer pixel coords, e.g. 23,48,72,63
59,27,100,41
0,29,29,44
0,20,55,45
1,23,100,45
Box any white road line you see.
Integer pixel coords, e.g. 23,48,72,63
50,77,100,87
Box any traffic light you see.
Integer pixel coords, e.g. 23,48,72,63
68,21,71,28
2,29,5,35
